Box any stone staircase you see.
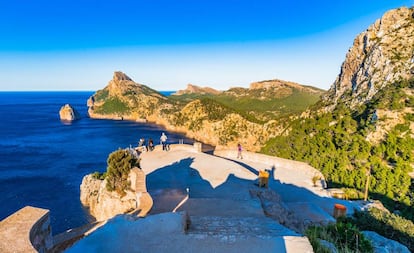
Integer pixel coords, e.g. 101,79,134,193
188,215,298,239
178,197,299,239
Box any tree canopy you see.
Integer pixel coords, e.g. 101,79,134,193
105,149,140,197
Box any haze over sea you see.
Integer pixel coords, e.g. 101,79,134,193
0,91,191,234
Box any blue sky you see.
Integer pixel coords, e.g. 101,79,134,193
0,1,413,91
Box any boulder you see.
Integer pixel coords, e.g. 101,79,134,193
362,231,410,253
319,239,338,253
59,104,80,121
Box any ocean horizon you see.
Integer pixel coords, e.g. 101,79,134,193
0,91,190,234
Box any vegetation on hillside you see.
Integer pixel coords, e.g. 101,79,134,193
306,219,373,253
171,87,322,121
105,149,140,197
347,208,414,251
94,97,129,115
307,207,414,252
262,79,414,220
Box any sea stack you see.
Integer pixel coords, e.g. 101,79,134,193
59,104,80,121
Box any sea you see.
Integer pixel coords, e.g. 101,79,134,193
0,91,193,235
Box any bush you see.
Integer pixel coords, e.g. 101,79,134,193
306,220,373,253
105,149,139,197
92,171,106,180
311,175,321,187
342,188,364,200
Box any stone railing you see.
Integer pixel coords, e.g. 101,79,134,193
0,206,53,253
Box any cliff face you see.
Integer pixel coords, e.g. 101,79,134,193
165,99,283,150
323,7,414,108
80,168,152,221
317,6,414,144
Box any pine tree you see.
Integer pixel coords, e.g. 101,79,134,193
105,149,139,197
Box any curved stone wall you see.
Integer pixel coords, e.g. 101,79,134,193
0,206,53,253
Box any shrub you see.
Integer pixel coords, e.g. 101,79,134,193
105,149,139,197
306,220,373,253
92,171,106,180
342,188,364,200
312,174,321,187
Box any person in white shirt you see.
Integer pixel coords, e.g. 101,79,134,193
160,133,168,151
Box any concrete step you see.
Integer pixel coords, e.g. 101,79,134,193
188,216,299,239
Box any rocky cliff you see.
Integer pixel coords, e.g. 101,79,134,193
319,6,414,144
323,7,414,108
80,167,153,221
87,71,169,121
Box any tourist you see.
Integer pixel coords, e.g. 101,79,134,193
237,143,243,159
160,133,168,151
138,138,147,152
148,138,154,151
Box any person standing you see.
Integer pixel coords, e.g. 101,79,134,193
160,132,168,151
237,143,243,159
138,138,147,152
148,138,154,151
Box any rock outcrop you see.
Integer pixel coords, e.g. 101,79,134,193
362,231,410,253
223,79,324,100
59,104,80,121
173,84,221,95
250,79,323,94
323,7,414,108
87,71,168,121
80,167,153,221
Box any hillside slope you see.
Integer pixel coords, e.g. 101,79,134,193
171,80,324,121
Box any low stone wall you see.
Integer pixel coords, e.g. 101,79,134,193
165,143,201,152
0,206,53,253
